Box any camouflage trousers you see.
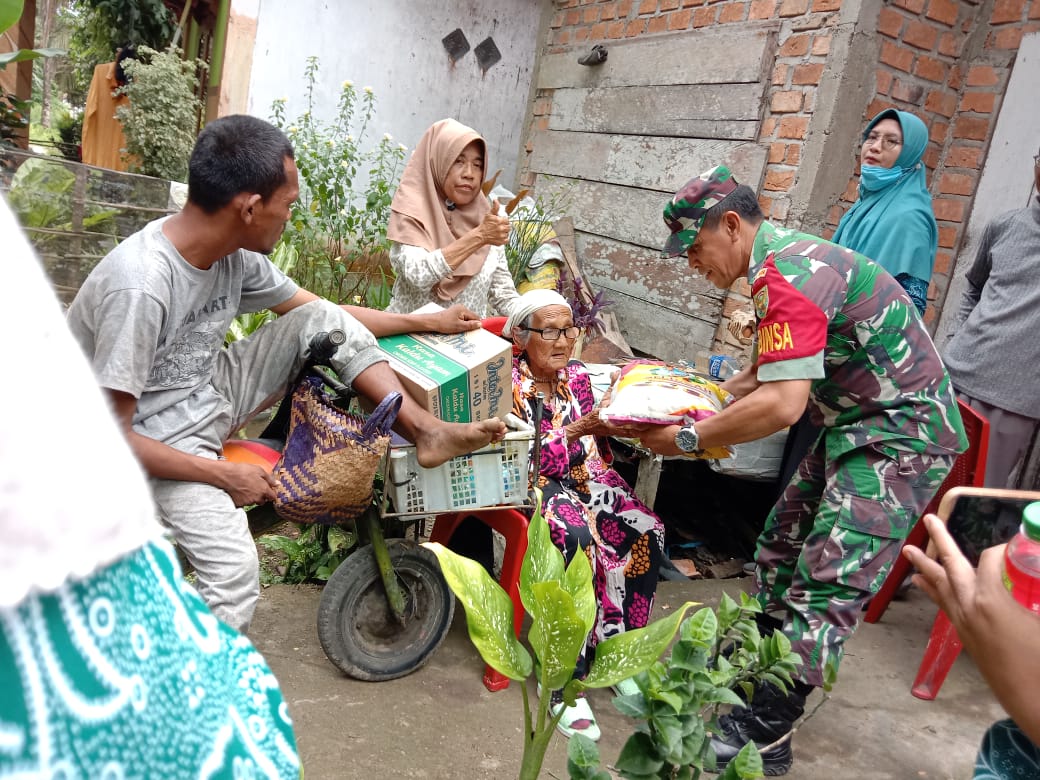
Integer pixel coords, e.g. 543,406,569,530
754,438,955,688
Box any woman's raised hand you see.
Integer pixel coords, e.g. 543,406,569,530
479,199,511,246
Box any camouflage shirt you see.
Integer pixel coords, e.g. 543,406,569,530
748,221,966,458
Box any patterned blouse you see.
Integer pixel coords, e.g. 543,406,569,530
385,242,521,318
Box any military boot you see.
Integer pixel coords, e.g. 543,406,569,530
709,681,811,776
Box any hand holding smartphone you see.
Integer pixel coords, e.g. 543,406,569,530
929,486,1040,565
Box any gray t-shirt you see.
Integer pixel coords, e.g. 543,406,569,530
66,217,298,441
944,200,1040,419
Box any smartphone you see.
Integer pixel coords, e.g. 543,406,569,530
933,486,1040,565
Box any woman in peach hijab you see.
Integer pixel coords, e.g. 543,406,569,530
385,118,520,317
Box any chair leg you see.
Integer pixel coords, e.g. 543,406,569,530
481,510,529,692
864,519,929,624
431,511,529,693
911,609,963,701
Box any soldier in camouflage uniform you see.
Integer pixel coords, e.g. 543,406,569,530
636,166,966,775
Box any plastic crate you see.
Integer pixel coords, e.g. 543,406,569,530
386,430,533,516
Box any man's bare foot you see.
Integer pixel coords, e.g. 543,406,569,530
414,418,507,468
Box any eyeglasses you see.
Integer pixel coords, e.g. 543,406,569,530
521,326,582,341
863,132,903,151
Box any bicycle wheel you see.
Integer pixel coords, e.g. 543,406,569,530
316,538,455,681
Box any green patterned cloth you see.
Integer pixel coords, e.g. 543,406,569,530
747,220,966,458
0,539,300,779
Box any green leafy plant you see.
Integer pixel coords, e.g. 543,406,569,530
54,107,83,161
503,180,574,288
0,0,65,66
270,57,406,306
258,523,356,585
567,592,803,780
426,491,698,780
116,45,205,181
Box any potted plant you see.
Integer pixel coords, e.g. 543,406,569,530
567,590,803,779
426,492,698,780
427,490,803,780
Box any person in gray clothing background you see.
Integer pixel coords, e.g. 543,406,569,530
943,146,1040,488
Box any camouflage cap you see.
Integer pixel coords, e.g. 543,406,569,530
660,165,740,258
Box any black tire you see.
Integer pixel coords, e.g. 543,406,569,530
316,539,455,681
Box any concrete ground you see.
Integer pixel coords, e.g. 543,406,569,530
250,576,1003,779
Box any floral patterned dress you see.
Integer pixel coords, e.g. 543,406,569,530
513,356,664,674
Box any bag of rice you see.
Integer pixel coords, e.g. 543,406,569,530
599,360,733,460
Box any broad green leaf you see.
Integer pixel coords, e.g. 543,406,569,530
567,733,611,779
562,547,597,628
652,689,684,713
614,731,665,776
581,601,698,689
424,542,532,680
326,525,353,554
681,608,718,647
0,0,21,36
702,686,745,707
721,741,764,779
526,580,586,690
519,491,565,598
612,694,650,719
0,47,64,65
716,591,742,629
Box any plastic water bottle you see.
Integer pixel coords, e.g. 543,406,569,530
1003,501,1040,613
696,351,741,381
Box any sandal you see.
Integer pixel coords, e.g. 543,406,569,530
548,689,600,742
611,677,640,698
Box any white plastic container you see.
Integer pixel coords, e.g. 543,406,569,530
386,430,534,516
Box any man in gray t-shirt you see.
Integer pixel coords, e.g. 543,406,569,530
66,115,505,632
944,148,1040,488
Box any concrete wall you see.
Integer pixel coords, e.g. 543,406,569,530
227,0,545,190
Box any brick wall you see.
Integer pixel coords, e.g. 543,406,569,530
539,0,839,230
827,0,1040,323
532,0,1040,339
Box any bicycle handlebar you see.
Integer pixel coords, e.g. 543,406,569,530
307,329,346,364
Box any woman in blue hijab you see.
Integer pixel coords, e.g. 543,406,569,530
832,108,938,314
772,108,940,512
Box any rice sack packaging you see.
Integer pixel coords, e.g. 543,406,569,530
599,360,732,459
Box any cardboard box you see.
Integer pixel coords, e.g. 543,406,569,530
376,328,512,423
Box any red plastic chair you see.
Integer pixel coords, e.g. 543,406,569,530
862,398,989,700
429,508,530,691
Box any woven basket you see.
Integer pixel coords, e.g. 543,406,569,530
272,376,401,525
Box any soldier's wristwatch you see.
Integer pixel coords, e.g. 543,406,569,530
675,424,701,454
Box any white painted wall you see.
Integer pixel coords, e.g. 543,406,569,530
240,0,543,190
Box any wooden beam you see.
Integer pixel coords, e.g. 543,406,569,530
549,83,764,140
537,24,776,90
530,134,769,201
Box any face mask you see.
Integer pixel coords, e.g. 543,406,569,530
860,164,905,192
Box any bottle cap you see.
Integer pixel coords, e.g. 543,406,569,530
1023,502,1040,541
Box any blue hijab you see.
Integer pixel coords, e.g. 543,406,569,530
832,109,938,281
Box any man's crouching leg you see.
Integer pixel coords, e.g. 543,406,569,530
152,478,260,633
351,361,506,468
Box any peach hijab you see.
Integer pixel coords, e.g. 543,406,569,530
387,118,492,301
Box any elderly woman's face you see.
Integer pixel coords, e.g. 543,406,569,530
442,140,484,207
522,304,577,375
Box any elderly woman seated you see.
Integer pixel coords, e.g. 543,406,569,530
502,289,665,742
